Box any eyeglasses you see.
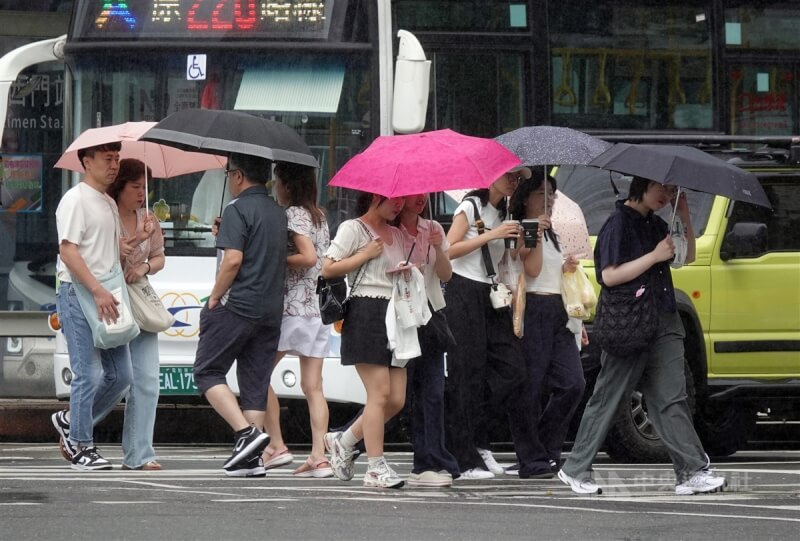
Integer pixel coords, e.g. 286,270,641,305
224,168,241,179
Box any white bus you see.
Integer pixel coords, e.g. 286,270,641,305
0,1,432,423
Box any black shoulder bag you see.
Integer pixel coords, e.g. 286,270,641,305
592,279,658,358
317,220,371,325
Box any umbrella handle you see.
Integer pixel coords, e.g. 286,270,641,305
669,187,682,228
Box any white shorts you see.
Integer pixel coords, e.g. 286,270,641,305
278,315,332,358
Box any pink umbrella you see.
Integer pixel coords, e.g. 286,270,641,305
552,189,593,260
55,121,227,178
328,129,521,197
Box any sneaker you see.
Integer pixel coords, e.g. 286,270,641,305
675,470,726,495
557,469,602,495
52,410,76,460
407,470,453,488
71,447,112,471
222,427,270,469
262,446,294,470
549,459,559,473
224,454,266,478
504,463,519,476
477,448,504,475
363,459,404,489
460,468,495,480
323,431,356,481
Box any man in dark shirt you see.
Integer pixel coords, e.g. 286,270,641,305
193,152,287,477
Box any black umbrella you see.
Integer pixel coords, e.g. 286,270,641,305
141,108,318,168
589,142,771,208
495,126,612,167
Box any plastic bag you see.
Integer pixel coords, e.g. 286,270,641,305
561,264,597,321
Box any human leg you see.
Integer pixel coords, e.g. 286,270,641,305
355,363,392,458
639,313,707,483
561,349,647,480
299,355,329,463
262,351,293,468
122,331,160,469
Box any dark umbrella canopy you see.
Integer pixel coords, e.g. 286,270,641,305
589,142,771,208
495,126,612,166
141,108,318,168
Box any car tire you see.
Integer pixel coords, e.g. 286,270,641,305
695,400,757,457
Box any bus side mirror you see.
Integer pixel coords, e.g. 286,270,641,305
391,30,430,134
720,222,768,261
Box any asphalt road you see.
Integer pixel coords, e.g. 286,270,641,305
1,445,798,541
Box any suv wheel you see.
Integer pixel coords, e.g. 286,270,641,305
603,360,696,463
695,400,757,457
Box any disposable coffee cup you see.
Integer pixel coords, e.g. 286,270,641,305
522,219,539,248
503,220,520,249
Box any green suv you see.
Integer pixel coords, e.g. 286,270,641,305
556,136,800,461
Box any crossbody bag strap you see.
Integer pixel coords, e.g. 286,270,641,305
347,219,375,296
466,198,496,279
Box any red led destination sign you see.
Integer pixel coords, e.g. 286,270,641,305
73,1,332,39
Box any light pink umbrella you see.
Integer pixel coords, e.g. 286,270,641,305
328,129,521,197
55,121,227,178
552,189,592,260
55,121,226,213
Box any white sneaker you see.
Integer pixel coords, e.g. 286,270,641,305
323,431,356,481
675,470,726,495
557,469,602,495
363,459,404,489
407,470,453,487
477,448,504,475
460,468,495,480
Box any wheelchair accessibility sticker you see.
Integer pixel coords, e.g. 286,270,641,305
187,54,206,81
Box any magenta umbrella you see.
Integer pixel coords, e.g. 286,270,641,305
328,129,522,197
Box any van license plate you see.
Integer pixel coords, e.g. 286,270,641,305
159,366,198,395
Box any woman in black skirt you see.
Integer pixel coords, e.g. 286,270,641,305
321,192,407,488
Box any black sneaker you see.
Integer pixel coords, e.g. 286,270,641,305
224,453,266,478
223,427,270,469
71,447,112,471
51,410,77,461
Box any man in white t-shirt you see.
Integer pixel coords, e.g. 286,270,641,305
51,141,134,471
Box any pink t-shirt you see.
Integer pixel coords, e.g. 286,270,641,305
120,210,165,271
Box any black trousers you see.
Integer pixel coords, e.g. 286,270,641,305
443,273,524,472
508,294,585,476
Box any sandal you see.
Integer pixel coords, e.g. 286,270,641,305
262,446,294,470
293,458,334,478
122,461,162,471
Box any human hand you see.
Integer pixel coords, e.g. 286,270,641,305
492,221,520,241
563,254,580,273
653,234,676,262
208,297,219,310
211,217,221,237
93,286,120,324
119,237,137,258
124,263,147,284
581,325,589,347
364,238,384,260
429,229,443,248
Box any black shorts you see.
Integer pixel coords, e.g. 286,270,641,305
340,297,392,367
193,303,280,411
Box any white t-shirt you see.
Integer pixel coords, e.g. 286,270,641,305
526,235,563,294
56,182,120,283
450,197,505,284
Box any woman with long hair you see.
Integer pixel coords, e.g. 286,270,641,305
395,194,460,487
506,171,585,479
261,161,333,477
322,192,408,488
443,167,530,479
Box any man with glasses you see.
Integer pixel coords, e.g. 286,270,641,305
193,152,288,477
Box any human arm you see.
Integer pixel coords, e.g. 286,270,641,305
321,239,382,279
429,222,452,282
59,241,119,323
287,233,317,269
208,248,243,309
674,191,696,264
600,235,674,287
446,211,518,260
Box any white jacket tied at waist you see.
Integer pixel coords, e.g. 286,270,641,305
385,266,431,367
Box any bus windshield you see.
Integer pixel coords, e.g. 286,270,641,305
70,49,372,255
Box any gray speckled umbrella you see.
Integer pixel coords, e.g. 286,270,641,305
495,126,612,166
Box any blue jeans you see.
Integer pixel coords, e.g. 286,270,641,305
57,282,133,446
122,331,160,468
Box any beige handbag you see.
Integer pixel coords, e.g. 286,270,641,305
127,276,175,333
513,272,526,338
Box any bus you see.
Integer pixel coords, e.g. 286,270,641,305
0,0,436,430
